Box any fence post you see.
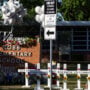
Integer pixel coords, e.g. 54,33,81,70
85,64,90,90
47,63,51,88
74,64,83,90
44,63,51,88
53,63,62,89
87,64,90,90
56,63,60,87
34,63,44,90
62,64,69,90
22,63,30,88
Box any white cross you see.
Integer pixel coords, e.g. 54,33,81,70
18,63,44,89
18,62,30,88
18,63,90,90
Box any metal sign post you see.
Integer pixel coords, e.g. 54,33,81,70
50,39,52,90
44,0,57,90
44,27,56,90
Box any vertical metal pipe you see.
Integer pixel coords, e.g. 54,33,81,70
50,39,52,90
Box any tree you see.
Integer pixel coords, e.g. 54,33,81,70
1,0,90,21
59,0,90,20
20,0,43,20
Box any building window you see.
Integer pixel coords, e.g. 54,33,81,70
71,28,88,51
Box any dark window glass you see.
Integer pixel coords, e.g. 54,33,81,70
73,46,87,50
88,41,90,45
73,37,87,40
73,41,87,45
88,37,90,40
73,32,87,36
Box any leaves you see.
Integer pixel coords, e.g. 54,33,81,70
1,0,89,21
20,0,43,19
59,0,90,20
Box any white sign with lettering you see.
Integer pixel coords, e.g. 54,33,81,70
45,14,56,26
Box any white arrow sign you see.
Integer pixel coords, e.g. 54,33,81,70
44,27,56,40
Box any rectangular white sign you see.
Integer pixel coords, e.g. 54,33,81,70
45,14,56,26
44,27,56,40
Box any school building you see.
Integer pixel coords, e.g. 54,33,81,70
0,21,90,72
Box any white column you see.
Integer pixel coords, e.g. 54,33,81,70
35,63,44,90
63,64,67,90
52,63,62,90
22,62,30,88
77,64,81,89
87,64,90,90
74,64,83,90
37,63,41,88
48,63,51,87
56,63,60,87
25,63,29,87
62,64,69,90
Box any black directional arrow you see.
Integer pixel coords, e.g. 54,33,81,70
47,30,54,36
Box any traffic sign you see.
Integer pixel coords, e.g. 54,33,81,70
45,14,56,26
44,0,56,26
44,1,57,90
44,27,56,40
44,0,56,14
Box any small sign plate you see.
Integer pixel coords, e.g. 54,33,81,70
44,27,56,40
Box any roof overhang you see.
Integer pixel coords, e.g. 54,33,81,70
57,21,90,27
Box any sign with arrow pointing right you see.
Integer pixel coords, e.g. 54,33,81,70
44,27,56,40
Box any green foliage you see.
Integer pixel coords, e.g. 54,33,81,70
20,0,43,19
21,0,90,21
59,0,90,20
1,0,90,21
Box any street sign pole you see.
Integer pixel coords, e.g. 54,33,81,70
44,0,56,90
50,39,52,90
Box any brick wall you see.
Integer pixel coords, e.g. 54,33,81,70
0,43,40,65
